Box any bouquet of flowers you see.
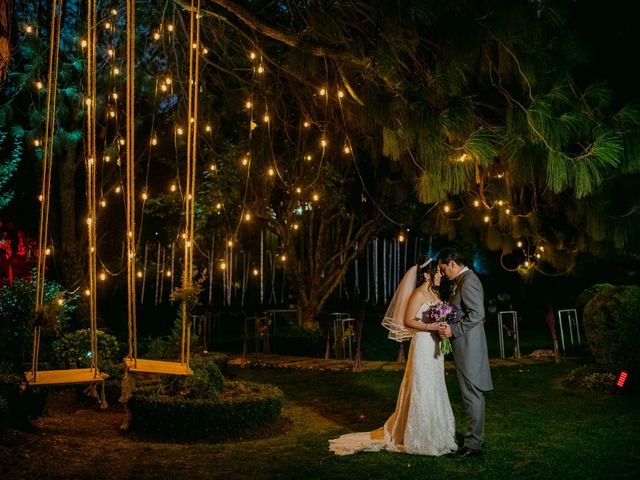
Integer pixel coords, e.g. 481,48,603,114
423,302,458,355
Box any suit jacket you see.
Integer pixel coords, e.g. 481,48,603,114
448,269,493,391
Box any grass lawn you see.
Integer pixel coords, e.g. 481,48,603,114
2,359,637,479
224,361,639,480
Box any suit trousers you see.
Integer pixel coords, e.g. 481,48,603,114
456,368,485,450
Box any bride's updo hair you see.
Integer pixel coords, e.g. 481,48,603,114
415,256,438,289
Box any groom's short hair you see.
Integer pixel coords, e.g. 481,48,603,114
437,246,467,266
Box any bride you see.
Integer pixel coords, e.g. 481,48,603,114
329,257,458,456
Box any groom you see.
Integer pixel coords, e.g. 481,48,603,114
437,247,493,457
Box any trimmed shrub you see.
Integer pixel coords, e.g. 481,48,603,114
128,380,283,440
0,396,8,433
563,364,617,392
576,283,615,314
52,328,121,374
582,285,640,372
0,368,47,426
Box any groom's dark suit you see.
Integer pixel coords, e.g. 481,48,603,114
448,268,493,450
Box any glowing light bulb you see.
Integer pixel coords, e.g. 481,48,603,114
458,153,467,162
483,215,490,223
210,164,216,171
176,127,183,135
320,139,327,147
142,192,148,200
398,233,405,242
505,208,511,215
227,240,233,247
343,146,350,154
215,203,222,210
257,65,264,74
105,22,111,29
280,255,287,262
33,139,41,147
539,246,545,252
35,81,43,90
303,121,310,128
112,92,118,100
192,43,198,49
205,125,211,132
151,136,157,146
293,223,299,230
38,195,43,202
267,167,275,176
25,24,33,34
295,187,301,194
81,39,87,48
108,48,114,57
160,84,168,92
45,248,51,255
113,67,120,75
99,272,106,281
497,200,504,206
109,110,116,118
85,97,92,106
305,154,312,161
252,268,259,276
87,217,93,225
104,155,111,163
100,200,106,207
137,271,143,278
115,186,121,193
312,193,319,202
241,157,248,166
516,241,523,248
166,270,172,277
244,212,252,221
473,199,480,207
167,24,174,32
57,299,64,306
524,260,530,268
220,262,227,270
319,88,326,96
170,184,176,192
443,205,451,213
263,114,269,123
535,253,541,259
153,31,160,40
249,51,256,60
111,8,118,15
337,90,344,98
84,289,91,296
203,48,208,55
119,138,125,145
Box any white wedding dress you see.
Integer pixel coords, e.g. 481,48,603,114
329,302,458,456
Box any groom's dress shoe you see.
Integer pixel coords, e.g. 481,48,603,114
457,446,482,457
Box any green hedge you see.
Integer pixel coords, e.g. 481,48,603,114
128,380,283,440
0,396,8,433
0,371,48,427
582,284,640,372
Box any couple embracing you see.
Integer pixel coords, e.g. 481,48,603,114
330,246,492,457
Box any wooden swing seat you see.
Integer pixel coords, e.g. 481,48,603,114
24,368,107,387
124,358,192,376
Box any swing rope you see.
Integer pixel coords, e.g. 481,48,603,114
31,0,63,381
125,0,137,364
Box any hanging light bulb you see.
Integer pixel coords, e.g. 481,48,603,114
303,121,310,128
170,184,176,192
153,31,160,40
150,135,157,146
112,92,118,100
305,154,312,161
99,272,106,281
246,100,252,109
104,155,111,163
84,289,91,296
337,90,344,98
167,23,174,32
312,193,320,202
320,138,327,147
176,127,183,135
257,65,264,74
215,202,222,210
483,215,490,223
33,139,41,147
160,83,168,92
295,187,301,194
244,212,252,221
111,8,118,15
473,199,480,207
45,248,51,255
80,38,87,48
203,47,209,54
343,145,350,154
241,157,248,166
267,167,275,176
142,191,148,200
104,22,112,30
292,223,299,230
205,124,212,132
112,67,120,75
252,268,259,276
210,164,216,171
35,81,44,90
220,262,227,270
137,271,143,278
319,87,326,96
107,48,114,57
249,51,257,60
280,255,287,262
166,270,172,277
100,200,106,207
115,186,121,193
227,240,233,247
398,232,405,242
25,24,33,34
443,204,451,213
263,113,269,123
517,241,523,248
57,298,64,305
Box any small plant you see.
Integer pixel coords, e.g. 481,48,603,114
563,364,616,392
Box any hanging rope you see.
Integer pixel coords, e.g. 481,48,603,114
181,0,202,367
31,0,64,380
86,0,99,377
125,0,137,363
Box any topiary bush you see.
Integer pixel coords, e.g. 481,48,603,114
128,380,283,440
576,283,615,315
582,284,640,373
52,328,121,375
0,366,47,426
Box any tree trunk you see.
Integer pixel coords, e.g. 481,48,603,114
57,143,84,289
0,0,11,88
